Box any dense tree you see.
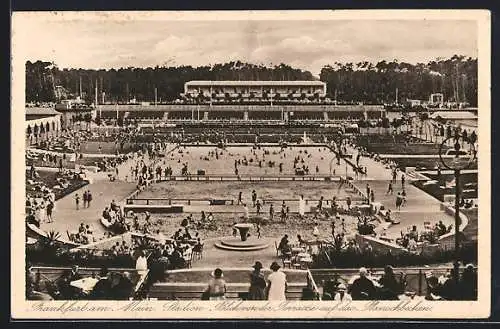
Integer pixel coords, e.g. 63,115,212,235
320,56,477,106
26,56,477,106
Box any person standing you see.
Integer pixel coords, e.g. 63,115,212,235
267,262,287,301
256,200,262,216
75,193,80,210
248,261,266,300
386,182,394,195
251,190,257,207
46,201,54,223
298,195,306,218
346,196,352,210
243,204,249,220
401,174,405,189
237,191,243,205
82,191,88,208
370,190,375,203
87,191,93,208
269,204,274,221
395,193,402,211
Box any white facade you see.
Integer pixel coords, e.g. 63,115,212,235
183,80,326,99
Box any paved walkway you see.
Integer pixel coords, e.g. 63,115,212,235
40,145,180,237
345,146,453,236
41,178,137,237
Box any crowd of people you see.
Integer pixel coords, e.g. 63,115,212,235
394,221,452,251
202,261,288,301
26,264,136,300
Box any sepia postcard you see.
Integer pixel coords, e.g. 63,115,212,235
11,10,491,319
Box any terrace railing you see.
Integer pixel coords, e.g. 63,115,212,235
309,266,473,297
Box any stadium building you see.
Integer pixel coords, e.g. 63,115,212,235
96,80,386,122
182,80,326,100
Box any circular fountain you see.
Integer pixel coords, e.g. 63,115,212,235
214,223,270,251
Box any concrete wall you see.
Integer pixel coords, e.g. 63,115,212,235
355,234,408,255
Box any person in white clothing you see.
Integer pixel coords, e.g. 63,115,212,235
298,195,306,218
334,283,352,302
312,223,320,239
267,262,287,300
135,251,148,274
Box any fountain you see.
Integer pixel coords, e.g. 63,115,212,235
214,223,270,251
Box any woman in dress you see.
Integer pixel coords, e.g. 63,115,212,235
267,262,287,301
298,195,306,218
248,261,266,300
206,268,226,300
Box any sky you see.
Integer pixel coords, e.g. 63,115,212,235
15,15,478,76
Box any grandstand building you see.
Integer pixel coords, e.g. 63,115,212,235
94,80,385,122
183,80,326,100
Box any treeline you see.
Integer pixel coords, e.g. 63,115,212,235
320,55,477,106
25,61,314,103
26,55,477,106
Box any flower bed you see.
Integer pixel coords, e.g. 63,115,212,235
313,243,477,269
26,171,89,200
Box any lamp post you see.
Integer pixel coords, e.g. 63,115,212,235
438,133,477,284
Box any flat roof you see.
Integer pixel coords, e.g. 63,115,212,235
185,80,325,86
25,107,60,116
430,111,478,120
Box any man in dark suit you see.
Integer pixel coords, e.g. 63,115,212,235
89,267,113,300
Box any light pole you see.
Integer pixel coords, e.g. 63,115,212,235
438,133,477,284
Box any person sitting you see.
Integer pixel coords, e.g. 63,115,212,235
439,269,459,300
205,268,227,300
89,266,112,300
112,272,135,300
278,235,289,252
193,238,203,253
437,221,447,236
460,263,477,300
349,267,377,300
26,266,53,300
425,273,443,300
377,265,402,300
334,283,352,302
169,247,184,269
296,234,305,247
68,265,82,282
183,227,192,240
173,229,183,240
